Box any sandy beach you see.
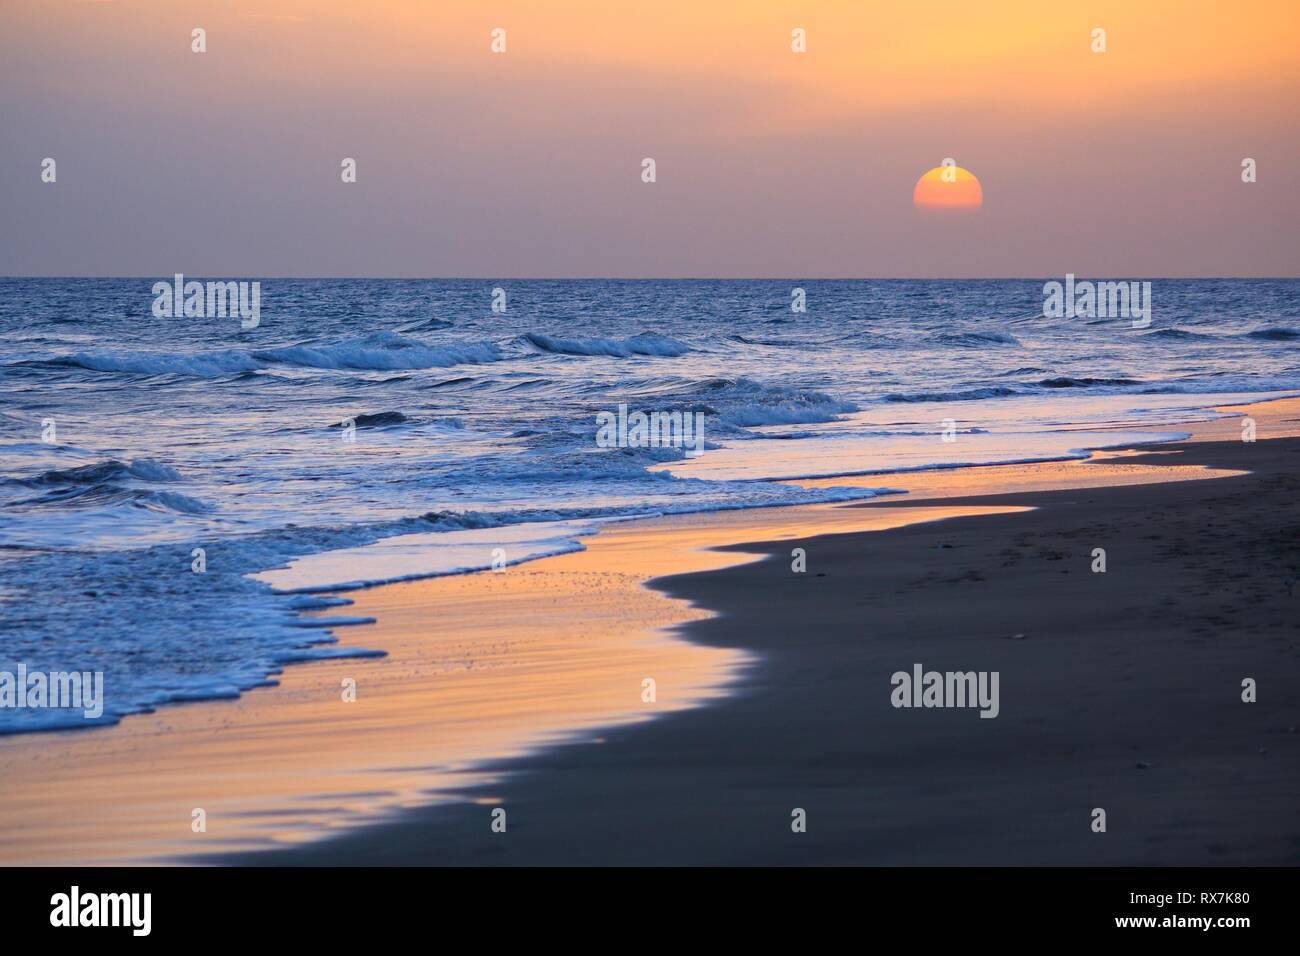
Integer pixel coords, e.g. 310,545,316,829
0,397,1294,866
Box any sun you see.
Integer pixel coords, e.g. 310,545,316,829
913,164,983,210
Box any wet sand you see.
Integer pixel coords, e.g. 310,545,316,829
1,399,1296,865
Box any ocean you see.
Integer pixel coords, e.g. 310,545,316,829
2,277,1297,732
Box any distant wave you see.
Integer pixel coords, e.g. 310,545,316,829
721,405,850,426
48,332,503,378
13,458,182,486
1037,376,1141,389
617,376,857,428
707,378,857,427
398,317,454,332
54,349,260,377
5,458,208,514
884,386,1022,402
882,376,1300,402
335,411,408,429
1142,327,1218,341
426,375,476,389
929,330,1021,347
717,385,857,426
1243,326,1300,341
255,332,501,370
523,331,690,357
727,333,798,348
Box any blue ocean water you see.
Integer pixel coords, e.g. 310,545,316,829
1,278,1298,733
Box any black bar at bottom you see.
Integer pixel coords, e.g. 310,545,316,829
0,866,1282,940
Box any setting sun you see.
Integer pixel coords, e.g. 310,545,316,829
913,165,984,210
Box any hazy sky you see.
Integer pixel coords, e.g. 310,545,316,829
2,0,1297,277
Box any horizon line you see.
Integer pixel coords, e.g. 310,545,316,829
4,274,1299,282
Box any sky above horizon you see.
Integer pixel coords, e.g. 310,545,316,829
2,0,1298,278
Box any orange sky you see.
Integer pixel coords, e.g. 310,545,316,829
2,0,1297,276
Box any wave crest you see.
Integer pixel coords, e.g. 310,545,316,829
256,332,501,370
1244,326,1300,341
523,331,690,358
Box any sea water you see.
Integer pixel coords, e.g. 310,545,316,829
1,278,1296,732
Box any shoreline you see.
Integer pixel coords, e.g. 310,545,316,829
233,398,1299,865
1,397,1296,865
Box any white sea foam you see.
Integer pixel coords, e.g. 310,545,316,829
252,520,613,592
